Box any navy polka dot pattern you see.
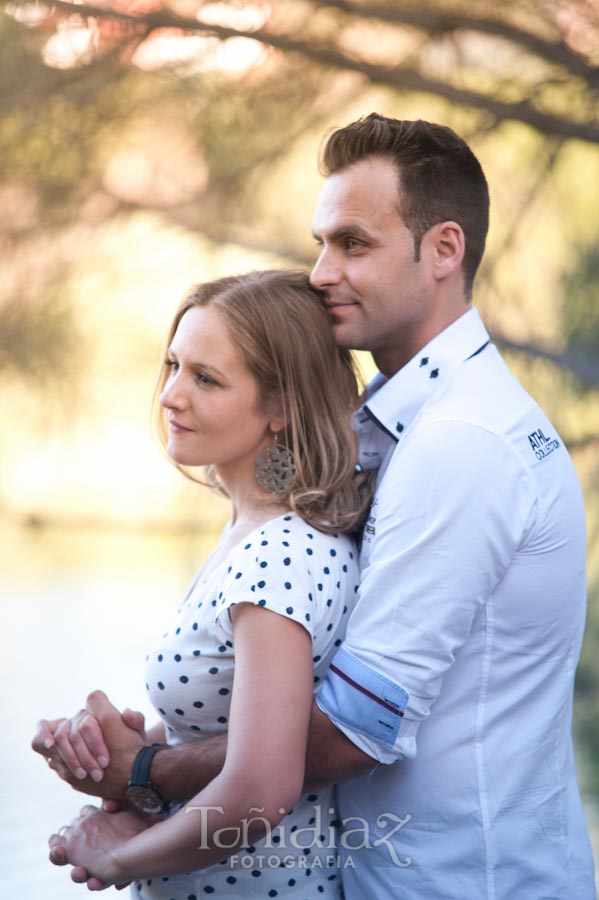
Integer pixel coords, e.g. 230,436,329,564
213,516,357,658
139,513,359,899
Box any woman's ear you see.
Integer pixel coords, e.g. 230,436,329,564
268,415,287,436
428,221,465,281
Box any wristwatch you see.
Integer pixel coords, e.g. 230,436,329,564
126,743,168,814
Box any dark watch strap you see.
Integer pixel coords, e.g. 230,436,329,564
129,743,168,788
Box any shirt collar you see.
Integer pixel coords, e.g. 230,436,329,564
355,308,490,468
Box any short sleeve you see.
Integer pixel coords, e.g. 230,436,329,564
213,517,321,644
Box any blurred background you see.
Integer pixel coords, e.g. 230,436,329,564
0,0,597,895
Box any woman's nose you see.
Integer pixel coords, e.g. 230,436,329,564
159,375,186,410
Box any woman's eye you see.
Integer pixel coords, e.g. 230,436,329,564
165,358,178,371
196,372,216,386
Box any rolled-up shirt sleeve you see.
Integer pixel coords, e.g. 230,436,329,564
317,419,537,764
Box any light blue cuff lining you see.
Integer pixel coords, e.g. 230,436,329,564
318,646,409,748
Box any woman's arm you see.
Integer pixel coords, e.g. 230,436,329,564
60,603,314,885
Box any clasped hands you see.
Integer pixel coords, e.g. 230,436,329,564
32,690,151,890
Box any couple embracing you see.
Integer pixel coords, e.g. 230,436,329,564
34,113,595,900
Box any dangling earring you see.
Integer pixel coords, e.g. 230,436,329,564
255,432,296,493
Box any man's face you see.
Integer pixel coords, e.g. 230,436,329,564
310,156,436,376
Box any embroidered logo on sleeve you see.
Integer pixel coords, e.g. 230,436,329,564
528,428,560,461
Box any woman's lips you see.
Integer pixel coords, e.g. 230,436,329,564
169,420,193,433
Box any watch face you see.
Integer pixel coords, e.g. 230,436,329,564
127,785,165,815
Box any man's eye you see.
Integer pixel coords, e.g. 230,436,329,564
345,238,363,251
165,358,178,371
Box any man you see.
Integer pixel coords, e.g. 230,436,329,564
35,114,596,898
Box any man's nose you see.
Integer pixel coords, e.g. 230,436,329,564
310,247,341,290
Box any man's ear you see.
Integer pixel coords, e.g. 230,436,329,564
428,221,465,281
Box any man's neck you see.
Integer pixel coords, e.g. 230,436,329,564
373,302,472,377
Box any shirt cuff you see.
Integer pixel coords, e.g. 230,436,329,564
317,646,412,764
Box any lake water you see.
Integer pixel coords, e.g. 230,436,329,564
1,526,597,898
0,525,204,899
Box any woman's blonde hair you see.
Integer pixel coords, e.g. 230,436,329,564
155,270,370,534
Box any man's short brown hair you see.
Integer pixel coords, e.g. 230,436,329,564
320,113,489,297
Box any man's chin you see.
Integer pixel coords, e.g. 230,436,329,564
331,325,353,349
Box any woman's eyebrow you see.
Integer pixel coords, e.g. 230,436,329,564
167,349,226,379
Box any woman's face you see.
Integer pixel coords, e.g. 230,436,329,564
159,305,278,483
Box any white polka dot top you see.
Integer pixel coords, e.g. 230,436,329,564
137,513,360,900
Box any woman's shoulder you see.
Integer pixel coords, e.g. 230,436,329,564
252,513,358,575
260,512,355,548
223,513,356,566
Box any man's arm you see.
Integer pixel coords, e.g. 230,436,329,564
303,702,377,789
34,691,375,807
150,700,375,801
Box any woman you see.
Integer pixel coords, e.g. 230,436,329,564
42,270,369,897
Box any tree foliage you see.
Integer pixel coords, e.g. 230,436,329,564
0,0,597,393
13,0,599,140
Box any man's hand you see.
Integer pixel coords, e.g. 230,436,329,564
33,691,146,802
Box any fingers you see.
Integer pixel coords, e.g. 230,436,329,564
50,812,115,891
121,708,146,736
79,804,99,817
48,831,69,866
53,713,95,781
34,702,112,781
72,712,110,776
34,715,100,787
101,798,122,813
70,866,111,890
36,693,141,802
70,865,91,884
85,691,128,735
47,752,76,787
87,875,112,891
32,718,66,755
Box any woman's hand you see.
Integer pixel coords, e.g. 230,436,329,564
32,692,148,801
49,805,154,889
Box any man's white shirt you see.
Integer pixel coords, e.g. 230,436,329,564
318,308,596,899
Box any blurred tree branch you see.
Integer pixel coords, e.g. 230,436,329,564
1,0,598,390
313,0,599,87
21,0,599,143
492,333,599,388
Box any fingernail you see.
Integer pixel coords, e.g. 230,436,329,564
75,767,87,779
44,738,54,749
90,769,103,782
97,755,109,768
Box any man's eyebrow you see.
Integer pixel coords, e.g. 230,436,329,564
312,224,374,243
